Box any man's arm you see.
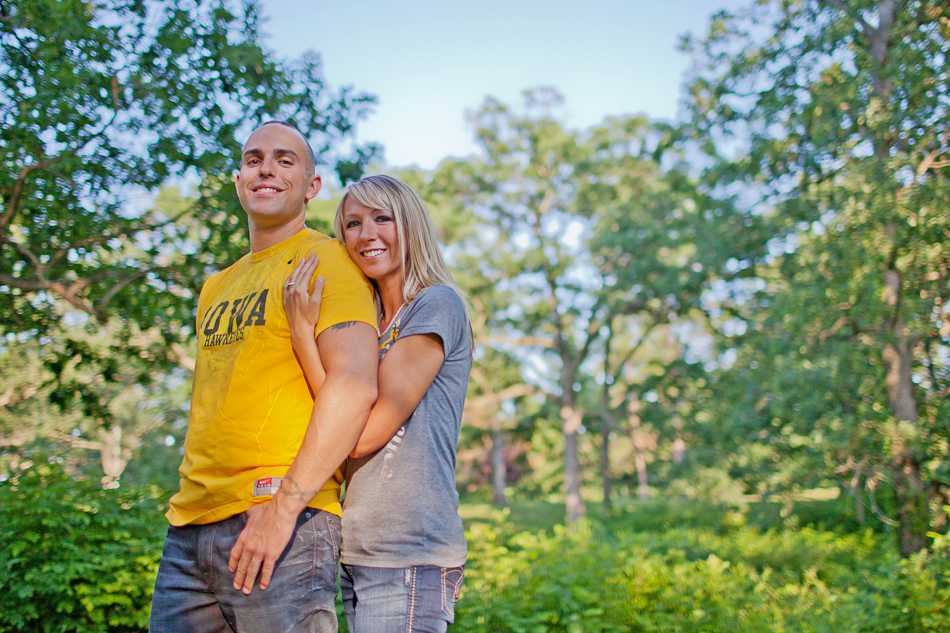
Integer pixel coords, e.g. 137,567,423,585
228,320,377,594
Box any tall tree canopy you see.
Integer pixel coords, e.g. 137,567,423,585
0,0,375,474
685,0,950,555
0,0,375,335
414,89,748,522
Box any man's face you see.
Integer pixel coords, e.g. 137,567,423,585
235,124,321,228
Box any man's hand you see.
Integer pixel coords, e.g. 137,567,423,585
227,321,377,595
228,501,298,594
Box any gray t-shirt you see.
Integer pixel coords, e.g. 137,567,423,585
341,285,471,568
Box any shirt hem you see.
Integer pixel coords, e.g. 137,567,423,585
167,493,341,526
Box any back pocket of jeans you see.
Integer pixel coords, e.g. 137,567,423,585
441,566,464,618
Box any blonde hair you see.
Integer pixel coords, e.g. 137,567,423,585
334,175,470,326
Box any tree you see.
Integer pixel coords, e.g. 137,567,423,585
0,0,377,475
2,0,375,333
685,0,950,554
582,115,756,508
423,90,740,521
399,165,535,506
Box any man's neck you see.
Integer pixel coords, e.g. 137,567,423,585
248,215,307,252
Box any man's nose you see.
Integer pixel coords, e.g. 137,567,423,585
259,156,277,176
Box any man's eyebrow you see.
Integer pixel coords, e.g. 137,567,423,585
273,148,300,160
241,148,300,161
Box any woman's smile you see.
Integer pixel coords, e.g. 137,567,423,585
342,198,402,285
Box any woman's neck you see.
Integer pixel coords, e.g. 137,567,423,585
377,276,405,329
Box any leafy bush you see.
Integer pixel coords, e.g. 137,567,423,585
0,463,165,632
2,471,948,633
456,511,950,633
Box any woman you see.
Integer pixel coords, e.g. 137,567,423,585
282,175,471,632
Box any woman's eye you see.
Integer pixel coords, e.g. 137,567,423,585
346,221,360,229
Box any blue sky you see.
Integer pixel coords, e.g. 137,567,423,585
259,0,746,169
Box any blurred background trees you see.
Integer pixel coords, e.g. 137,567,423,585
0,0,376,482
1,0,949,629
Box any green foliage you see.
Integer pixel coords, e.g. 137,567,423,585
1,478,946,633
0,321,192,487
0,0,376,333
0,462,166,632
0,0,378,462
457,504,950,633
682,0,950,555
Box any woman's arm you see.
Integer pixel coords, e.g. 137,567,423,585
350,332,445,458
285,257,446,457
283,254,327,393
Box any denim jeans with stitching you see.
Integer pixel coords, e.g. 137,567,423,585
339,564,464,633
149,508,341,633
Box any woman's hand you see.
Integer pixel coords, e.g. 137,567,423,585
283,254,325,344
283,254,328,392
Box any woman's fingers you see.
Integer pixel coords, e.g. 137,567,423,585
284,255,320,296
301,256,320,293
311,276,325,307
283,255,324,331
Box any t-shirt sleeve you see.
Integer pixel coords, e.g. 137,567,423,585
309,239,378,338
399,286,469,359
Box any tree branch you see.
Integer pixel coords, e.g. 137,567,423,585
477,334,553,348
0,384,39,407
98,270,148,308
824,0,873,37
1,107,120,232
0,273,106,321
465,383,535,415
47,430,103,452
170,342,196,373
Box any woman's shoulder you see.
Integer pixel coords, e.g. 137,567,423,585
411,285,466,313
404,286,469,333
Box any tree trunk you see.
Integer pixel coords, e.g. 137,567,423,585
673,436,686,465
634,448,649,501
893,457,928,557
491,424,507,506
97,424,128,487
849,462,867,526
600,415,612,513
562,405,585,522
882,268,927,556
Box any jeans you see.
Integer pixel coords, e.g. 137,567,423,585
340,564,464,633
149,508,341,633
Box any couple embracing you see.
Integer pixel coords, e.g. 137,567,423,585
149,121,471,633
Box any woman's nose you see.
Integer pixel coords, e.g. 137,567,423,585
359,222,377,242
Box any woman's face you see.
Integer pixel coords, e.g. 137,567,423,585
342,197,403,286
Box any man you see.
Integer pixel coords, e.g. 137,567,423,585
149,121,378,632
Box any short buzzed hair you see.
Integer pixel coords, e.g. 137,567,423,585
257,120,316,175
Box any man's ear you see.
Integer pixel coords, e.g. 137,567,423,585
306,174,322,201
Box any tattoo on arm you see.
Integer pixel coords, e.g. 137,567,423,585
279,475,319,503
330,321,360,331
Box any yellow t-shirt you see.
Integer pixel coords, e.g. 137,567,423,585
167,229,377,526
